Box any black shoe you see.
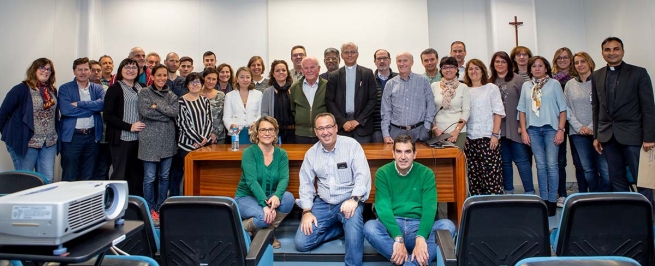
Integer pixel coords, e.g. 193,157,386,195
547,201,557,216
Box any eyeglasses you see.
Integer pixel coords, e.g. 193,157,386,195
258,128,275,134
325,57,339,62
189,80,202,85
38,66,52,72
124,66,138,71
292,53,306,58
517,53,529,58
343,51,358,56
315,124,336,132
375,57,390,61
441,65,457,70
557,56,570,61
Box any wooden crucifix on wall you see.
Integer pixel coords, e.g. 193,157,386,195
509,16,523,47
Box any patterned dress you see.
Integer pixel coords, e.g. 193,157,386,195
207,90,226,142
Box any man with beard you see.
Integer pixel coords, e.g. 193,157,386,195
320,47,340,80
372,49,397,142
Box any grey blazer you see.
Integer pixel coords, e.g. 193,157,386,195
261,85,275,117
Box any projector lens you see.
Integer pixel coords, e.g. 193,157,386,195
104,186,115,211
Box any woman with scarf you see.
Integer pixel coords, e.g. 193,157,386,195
261,60,295,144
431,57,470,150
0,58,59,182
463,59,506,195
551,47,585,207
517,56,568,216
235,116,293,249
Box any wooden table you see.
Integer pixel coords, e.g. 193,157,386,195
185,143,466,222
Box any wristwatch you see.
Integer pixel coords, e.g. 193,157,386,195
350,195,361,202
492,132,501,138
394,236,404,243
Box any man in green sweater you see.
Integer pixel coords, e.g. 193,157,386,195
363,134,456,266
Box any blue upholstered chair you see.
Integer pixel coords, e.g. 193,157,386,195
159,196,274,266
0,170,49,195
114,196,160,259
515,256,641,266
550,192,654,266
436,195,551,266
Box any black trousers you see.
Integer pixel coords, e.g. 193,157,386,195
110,140,143,197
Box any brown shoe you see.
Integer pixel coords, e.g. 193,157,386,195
272,235,281,249
242,218,257,236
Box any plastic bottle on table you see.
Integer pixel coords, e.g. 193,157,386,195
231,127,239,151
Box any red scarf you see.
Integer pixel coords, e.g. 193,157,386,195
36,82,55,110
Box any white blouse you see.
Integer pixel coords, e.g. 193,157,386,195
223,89,263,129
467,83,506,139
432,82,470,133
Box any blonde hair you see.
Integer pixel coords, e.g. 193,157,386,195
551,47,577,77
235,66,255,91
249,116,280,144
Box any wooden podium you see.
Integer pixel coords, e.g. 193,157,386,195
184,143,466,222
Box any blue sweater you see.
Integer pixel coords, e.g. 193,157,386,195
58,78,105,142
0,82,60,157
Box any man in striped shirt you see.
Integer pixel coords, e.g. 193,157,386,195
381,52,436,144
294,112,371,266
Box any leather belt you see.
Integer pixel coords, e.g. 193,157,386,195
390,122,424,131
74,128,95,135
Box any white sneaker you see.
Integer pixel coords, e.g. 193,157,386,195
556,197,565,208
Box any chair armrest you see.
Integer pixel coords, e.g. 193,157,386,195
435,229,457,266
245,228,274,266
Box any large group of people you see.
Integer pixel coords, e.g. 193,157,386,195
1,36,654,265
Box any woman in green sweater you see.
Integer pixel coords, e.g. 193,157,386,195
235,116,294,248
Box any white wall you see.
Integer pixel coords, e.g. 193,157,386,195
0,0,653,186
269,0,429,72
0,0,80,174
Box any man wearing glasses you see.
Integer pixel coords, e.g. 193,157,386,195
381,52,436,144
372,49,397,143
295,112,371,266
290,45,307,82
326,42,377,143
289,57,328,144
320,47,340,80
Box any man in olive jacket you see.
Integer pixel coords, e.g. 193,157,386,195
290,56,328,144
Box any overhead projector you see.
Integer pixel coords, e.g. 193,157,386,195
0,181,128,254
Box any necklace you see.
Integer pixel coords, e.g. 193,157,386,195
240,91,248,107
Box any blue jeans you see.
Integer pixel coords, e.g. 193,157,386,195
364,218,456,266
143,157,172,212
602,137,654,208
6,145,23,171
570,135,610,192
295,198,364,266
500,138,534,193
558,134,586,197
60,133,98,181
16,143,57,183
235,191,295,228
527,126,559,202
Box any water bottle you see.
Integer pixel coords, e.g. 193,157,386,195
231,127,239,151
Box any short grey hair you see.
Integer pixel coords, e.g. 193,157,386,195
324,47,340,57
340,42,358,52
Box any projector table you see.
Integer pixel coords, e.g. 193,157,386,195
0,220,143,265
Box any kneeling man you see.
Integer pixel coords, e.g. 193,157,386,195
295,112,371,266
364,134,456,266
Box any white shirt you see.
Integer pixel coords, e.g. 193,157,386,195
302,79,319,108
223,89,263,129
467,83,506,139
75,83,95,129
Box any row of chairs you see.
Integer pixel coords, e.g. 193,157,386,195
436,193,654,266
1,171,653,265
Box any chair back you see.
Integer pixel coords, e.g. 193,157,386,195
115,196,160,257
456,195,551,266
515,256,641,266
159,196,249,266
0,170,48,194
553,192,654,266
